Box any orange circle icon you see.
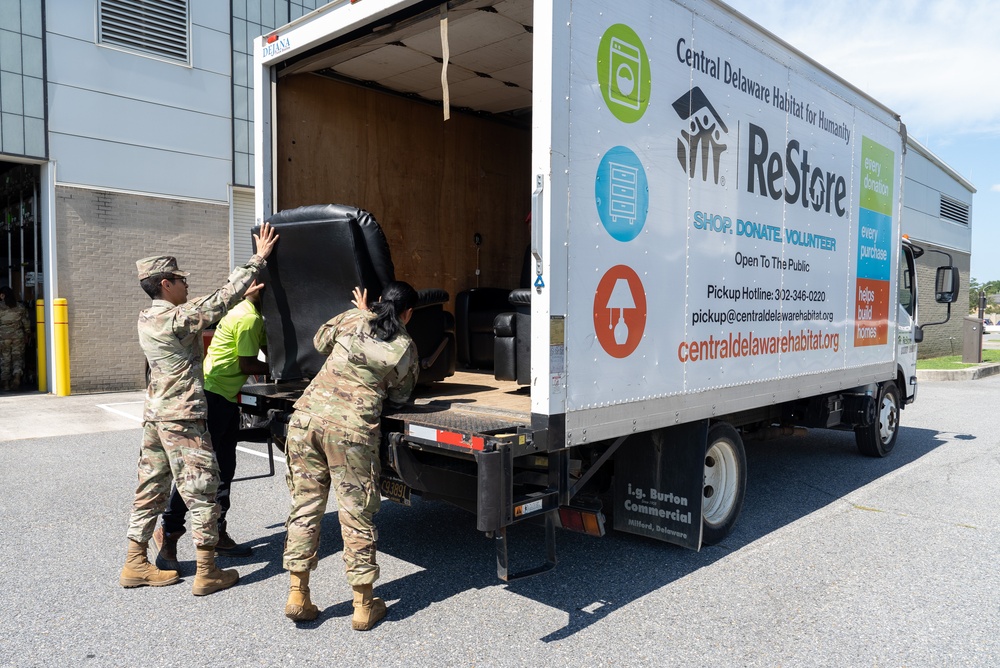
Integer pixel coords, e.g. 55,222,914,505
593,265,646,358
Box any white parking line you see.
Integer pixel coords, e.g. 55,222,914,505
238,445,286,463
96,403,143,422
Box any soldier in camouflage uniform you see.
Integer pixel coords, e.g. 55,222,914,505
120,222,279,595
283,282,419,631
0,286,31,391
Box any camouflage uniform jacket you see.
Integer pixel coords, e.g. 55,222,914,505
0,301,30,342
139,256,265,422
293,308,420,447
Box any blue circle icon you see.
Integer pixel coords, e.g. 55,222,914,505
595,146,648,242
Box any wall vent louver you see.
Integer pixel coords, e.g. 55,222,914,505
99,0,190,64
939,194,970,225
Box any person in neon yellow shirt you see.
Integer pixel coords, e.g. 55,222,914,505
153,280,269,570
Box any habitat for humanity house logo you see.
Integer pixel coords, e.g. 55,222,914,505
672,87,728,184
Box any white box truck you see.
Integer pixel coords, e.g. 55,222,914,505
243,0,958,579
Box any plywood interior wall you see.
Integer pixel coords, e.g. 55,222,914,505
276,73,532,303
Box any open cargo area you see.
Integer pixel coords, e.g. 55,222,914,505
271,0,535,311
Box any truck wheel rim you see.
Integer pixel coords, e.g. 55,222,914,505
879,393,898,443
703,440,739,527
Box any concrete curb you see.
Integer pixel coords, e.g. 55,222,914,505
916,363,1000,382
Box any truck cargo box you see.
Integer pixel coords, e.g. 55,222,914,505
246,0,957,575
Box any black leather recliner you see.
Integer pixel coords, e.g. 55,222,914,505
455,242,535,371
492,289,530,386
493,246,533,386
255,204,456,385
455,287,511,370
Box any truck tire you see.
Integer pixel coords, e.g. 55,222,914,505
702,423,747,546
855,381,900,457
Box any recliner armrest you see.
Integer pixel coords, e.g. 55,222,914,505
417,288,449,307
509,289,531,307
417,288,451,308
493,312,517,338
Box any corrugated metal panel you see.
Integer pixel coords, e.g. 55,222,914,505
99,0,190,64
232,189,256,269
50,132,230,202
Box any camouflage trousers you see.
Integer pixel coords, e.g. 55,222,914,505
283,411,381,586
0,337,25,387
126,420,221,547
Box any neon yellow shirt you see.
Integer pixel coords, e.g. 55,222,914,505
203,299,266,402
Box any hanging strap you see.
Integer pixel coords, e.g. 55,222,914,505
440,4,451,121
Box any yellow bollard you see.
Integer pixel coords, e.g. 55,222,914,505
54,298,70,396
36,300,47,393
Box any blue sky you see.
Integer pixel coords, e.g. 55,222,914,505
724,0,1000,281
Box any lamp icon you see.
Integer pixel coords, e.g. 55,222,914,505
594,265,646,358
607,278,635,345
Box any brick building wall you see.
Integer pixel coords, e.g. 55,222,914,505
55,186,229,392
913,244,971,359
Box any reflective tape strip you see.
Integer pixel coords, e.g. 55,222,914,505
407,424,484,451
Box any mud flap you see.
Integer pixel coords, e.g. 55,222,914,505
613,420,707,550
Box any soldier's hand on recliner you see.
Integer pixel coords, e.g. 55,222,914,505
244,280,265,299
254,222,280,261
352,286,369,311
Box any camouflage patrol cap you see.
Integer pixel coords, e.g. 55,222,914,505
136,256,190,281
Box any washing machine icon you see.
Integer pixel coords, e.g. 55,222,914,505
608,36,642,110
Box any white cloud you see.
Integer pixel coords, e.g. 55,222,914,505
725,0,1000,139
991,184,1000,193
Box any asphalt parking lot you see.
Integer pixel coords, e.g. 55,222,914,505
1,376,998,666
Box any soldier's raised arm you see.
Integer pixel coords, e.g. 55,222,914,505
172,222,280,335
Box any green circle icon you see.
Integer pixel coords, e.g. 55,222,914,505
598,24,650,123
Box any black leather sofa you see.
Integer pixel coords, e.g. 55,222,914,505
254,204,456,385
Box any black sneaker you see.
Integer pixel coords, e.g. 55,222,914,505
215,530,253,557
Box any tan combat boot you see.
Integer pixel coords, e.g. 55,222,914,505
191,546,239,596
284,571,319,621
351,584,387,631
152,525,183,572
119,539,180,588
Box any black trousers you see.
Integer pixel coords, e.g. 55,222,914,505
161,390,240,535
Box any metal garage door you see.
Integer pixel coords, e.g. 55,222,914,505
231,187,255,269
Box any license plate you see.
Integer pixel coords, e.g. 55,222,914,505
379,475,411,506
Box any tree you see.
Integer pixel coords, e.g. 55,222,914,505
969,278,1000,317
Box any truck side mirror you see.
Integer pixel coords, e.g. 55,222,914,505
913,325,924,343
935,266,960,304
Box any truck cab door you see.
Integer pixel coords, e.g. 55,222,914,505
897,244,919,401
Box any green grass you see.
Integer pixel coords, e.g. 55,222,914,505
917,349,1000,370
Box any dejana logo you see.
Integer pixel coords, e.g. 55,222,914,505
672,87,728,185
